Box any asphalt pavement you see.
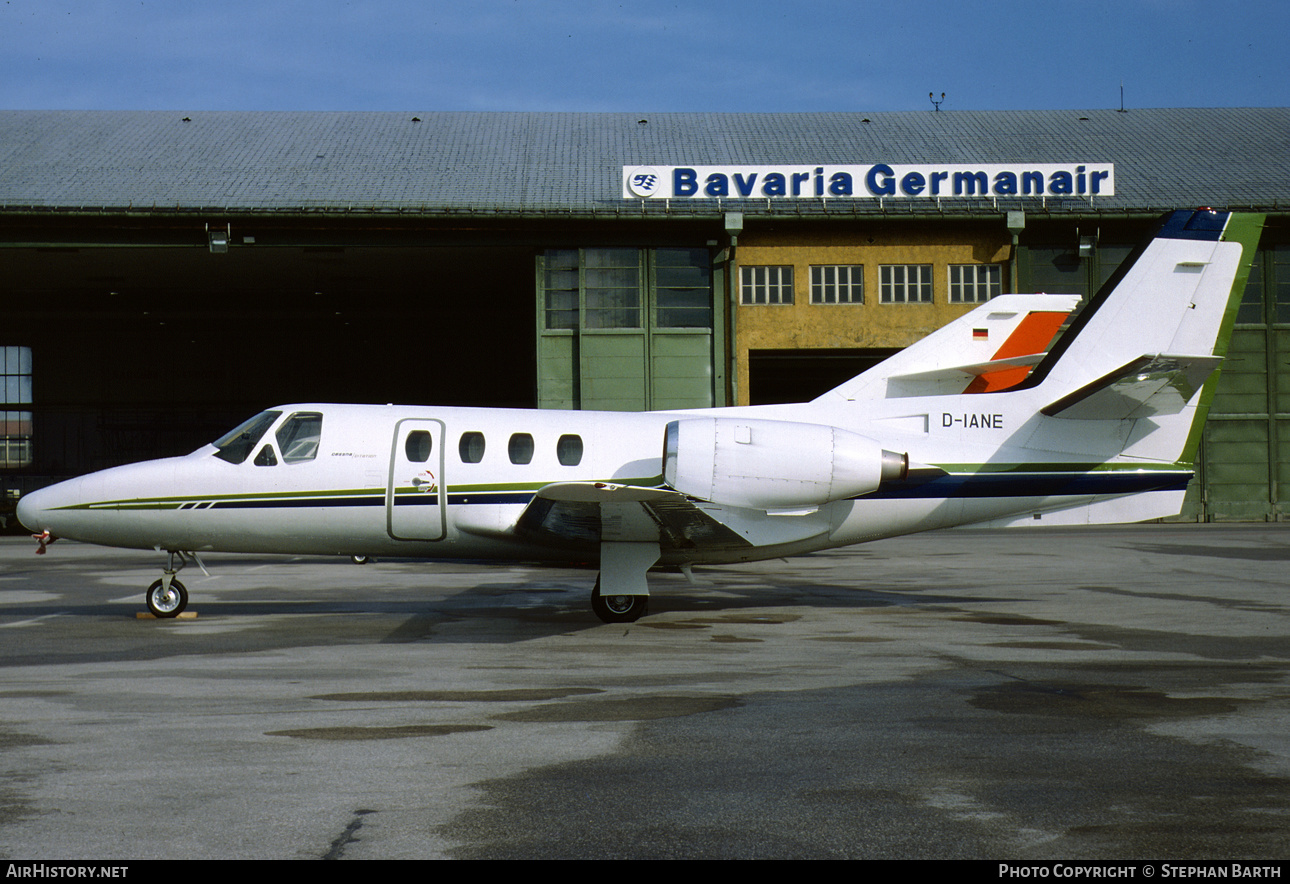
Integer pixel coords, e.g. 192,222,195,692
0,524,1287,859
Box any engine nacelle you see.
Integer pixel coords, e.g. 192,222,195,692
663,418,908,510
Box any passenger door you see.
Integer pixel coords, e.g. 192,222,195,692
386,418,447,541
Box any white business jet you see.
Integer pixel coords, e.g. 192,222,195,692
18,210,1262,622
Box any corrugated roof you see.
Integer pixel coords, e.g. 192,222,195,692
0,108,1286,217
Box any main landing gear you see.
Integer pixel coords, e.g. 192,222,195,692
589,541,659,624
591,578,649,623
145,551,202,618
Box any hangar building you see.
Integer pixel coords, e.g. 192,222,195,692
1,108,1287,523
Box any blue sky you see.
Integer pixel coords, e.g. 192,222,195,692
1,0,1285,113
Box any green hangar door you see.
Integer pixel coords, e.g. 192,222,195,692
1189,245,1290,521
536,247,721,411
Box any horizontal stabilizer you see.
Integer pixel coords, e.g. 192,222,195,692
888,352,1046,383
1041,354,1223,420
816,294,1081,402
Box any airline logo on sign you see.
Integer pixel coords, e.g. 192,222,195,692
622,164,1114,200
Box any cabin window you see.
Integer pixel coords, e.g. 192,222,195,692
557,434,583,466
459,431,486,464
404,430,432,463
508,433,535,465
213,410,282,465
276,412,323,463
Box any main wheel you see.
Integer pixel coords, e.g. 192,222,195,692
146,578,188,618
591,580,648,623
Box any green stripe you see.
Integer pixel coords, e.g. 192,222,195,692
56,465,1180,512
56,474,668,511
1179,212,1265,465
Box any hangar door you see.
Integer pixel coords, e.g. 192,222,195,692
1023,237,1288,521
1192,245,1290,521
536,247,721,411
0,239,535,485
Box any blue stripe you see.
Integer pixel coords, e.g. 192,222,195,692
209,490,536,510
1158,209,1229,241
864,470,1191,501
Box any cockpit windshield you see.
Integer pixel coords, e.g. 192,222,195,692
212,411,281,464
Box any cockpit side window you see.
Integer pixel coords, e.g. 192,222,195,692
276,412,323,464
213,411,282,464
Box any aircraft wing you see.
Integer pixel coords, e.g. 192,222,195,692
515,481,829,553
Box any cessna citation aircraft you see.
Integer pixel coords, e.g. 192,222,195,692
18,210,1262,623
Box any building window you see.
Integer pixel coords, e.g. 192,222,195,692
545,247,706,330
741,266,794,305
543,250,580,330
949,264,1002,303
2,346,32,469
654,248,712,328
811,265,864,304
583,248,641,329
879,265,933,304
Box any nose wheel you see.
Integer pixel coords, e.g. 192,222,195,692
144,550,203,618
146,577,188,618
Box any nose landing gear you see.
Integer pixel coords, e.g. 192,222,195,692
146,575,188,618
145,551,204,618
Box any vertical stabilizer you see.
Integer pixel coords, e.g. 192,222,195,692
1018,210,1263,465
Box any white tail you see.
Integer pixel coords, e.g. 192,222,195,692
800,210,1264,527
819,210,1261,462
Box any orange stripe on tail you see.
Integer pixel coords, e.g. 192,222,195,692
965,311,1068,393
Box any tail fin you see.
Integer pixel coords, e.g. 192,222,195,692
1021,212,1260,398
1016,210,1263,464
818,210,1262,466
822,211,1261,528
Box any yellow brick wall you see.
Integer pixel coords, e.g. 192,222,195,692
734,223,1011,403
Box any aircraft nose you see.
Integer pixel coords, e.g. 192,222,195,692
15,476,94,537
16,482,60,533
16,460,179,549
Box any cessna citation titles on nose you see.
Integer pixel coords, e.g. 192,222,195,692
18,211,1263,623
